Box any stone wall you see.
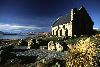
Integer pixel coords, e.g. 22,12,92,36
52,22,72,37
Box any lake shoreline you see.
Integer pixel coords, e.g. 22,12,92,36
0,35,36,40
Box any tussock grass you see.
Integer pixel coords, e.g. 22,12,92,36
66,36,100,67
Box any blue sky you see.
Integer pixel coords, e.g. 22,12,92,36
0,0,100,33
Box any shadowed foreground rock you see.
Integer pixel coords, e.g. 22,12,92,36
0,47,67,67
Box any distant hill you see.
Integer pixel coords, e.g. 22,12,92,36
0,31,18,35
97,29,100,34
93,28,100,31
0,31,4,34
93,28,100,34
97,29,100,31
3,32,17,35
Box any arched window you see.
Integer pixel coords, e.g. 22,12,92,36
53,30,54,35
63,25,65,29
56,30,58,36
65,29,68,36
60,29,62,36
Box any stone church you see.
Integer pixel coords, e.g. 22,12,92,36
51,6,94,37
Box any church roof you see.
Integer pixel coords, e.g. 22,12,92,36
52,6,94,27
52,12,71,27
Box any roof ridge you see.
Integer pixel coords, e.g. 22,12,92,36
52,11,71,27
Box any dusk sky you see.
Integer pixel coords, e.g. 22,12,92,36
0,0,100,33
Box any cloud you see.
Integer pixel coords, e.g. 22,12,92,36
0,24,44,32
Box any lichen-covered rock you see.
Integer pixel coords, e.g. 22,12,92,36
55,42,63,51
48,41,56,51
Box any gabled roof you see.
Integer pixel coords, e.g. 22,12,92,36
52,6,94,27
52,12,71,27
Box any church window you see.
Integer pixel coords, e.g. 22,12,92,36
60,29,62,36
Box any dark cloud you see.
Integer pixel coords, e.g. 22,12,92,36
0,0,100,32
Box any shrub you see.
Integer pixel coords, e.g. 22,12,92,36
66,36,100,67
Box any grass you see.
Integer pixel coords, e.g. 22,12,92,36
66,36,100,67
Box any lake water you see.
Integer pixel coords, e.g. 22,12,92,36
0,35,35,39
